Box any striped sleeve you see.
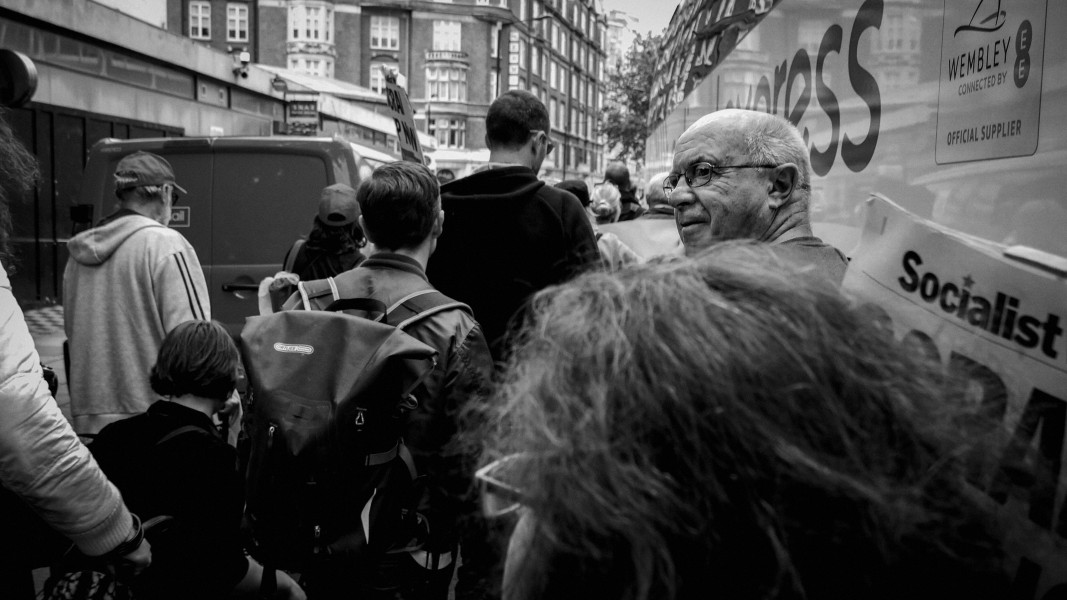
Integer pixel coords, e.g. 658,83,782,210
154,239,211,330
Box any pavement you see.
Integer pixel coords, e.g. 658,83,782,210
23,304,72,422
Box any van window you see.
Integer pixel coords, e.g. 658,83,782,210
212,153,330,265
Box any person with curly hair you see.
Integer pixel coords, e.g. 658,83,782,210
476,242,1009,600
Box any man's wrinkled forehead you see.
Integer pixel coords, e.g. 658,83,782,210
673,119,745,168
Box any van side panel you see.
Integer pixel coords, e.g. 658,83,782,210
209,152,332,330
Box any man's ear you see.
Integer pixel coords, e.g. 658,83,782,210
358,215,374,243
767,163,798,210
431,204,445,238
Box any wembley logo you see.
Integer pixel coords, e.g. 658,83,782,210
274,342,314,355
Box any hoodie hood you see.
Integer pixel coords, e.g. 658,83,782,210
67,212,164,266
441,166,545,203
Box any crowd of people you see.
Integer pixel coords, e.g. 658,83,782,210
0,85,1021,600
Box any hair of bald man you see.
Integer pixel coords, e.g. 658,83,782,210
689,110,812,202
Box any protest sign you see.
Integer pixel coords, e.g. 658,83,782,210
382,69,424,164
844,195,1067,597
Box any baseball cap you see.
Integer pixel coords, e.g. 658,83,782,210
317,183,360,226
113,151,187,198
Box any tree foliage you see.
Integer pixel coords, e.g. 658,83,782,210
600,32,661,166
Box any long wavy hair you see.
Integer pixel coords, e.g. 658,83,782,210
477,241,1007,600
0,109,39,270
304,218,366,254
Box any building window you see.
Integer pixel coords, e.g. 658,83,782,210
433,21,462,52
227,3,249,42
491,68,499,100
874,9,920,53
370,60,398,93
431,118,466,148
426,66,467,102
189,1,211,39
370,16,400,50
290,2,334,42
288,56,334,78
491,28,499,58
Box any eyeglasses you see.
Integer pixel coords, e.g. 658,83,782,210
529,130,556,155
663,162,777,196
474,453,529,518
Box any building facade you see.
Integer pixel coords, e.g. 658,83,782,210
163,0,259,63
1,0,286,304
240,0,606,180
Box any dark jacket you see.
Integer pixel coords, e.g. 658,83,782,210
428,166,599,362
617,185,643,221
89,401,247,600
294,253,493,551
773,236,849,285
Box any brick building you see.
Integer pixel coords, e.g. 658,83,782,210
167,0,607,179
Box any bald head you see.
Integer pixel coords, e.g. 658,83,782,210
681,110,812,196
645,172,671,211
668,109,815,250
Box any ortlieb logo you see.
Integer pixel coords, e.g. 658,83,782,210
274,343,314,355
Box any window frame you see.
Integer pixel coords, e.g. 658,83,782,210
370,15,401,50
189,1,211,40
226,3,249,43
432,20,462,52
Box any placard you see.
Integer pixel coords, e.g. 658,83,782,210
935,0,1048,164
844,195,1067,597
383,69,424,164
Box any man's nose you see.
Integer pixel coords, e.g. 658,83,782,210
667,183,693,208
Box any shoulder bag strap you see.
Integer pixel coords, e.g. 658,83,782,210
296,277,339,311
283,238,306,273
154,424,208,447
385,289,472,330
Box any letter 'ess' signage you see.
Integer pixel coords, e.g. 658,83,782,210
383,70,424,164
845,197,1067,599
936,0,1048,163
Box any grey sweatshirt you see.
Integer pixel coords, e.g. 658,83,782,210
64,212,209,434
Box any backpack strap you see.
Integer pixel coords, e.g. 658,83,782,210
364,440,418,480
296,277,340,311
283,238,306,273
155,424,209,446
385,289,472,330
323,298,388,321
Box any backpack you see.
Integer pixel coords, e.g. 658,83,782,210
239,277,466,577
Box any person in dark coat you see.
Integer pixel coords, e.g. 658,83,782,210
89,320,304,600
603,161,643,222
427,90,599,364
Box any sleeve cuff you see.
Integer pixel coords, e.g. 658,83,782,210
67,500,134,557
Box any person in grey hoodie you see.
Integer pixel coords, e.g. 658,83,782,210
64,151,210,435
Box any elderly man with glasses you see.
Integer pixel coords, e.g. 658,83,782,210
666,109,847,283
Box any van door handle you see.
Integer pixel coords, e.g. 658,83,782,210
222,282,260,292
